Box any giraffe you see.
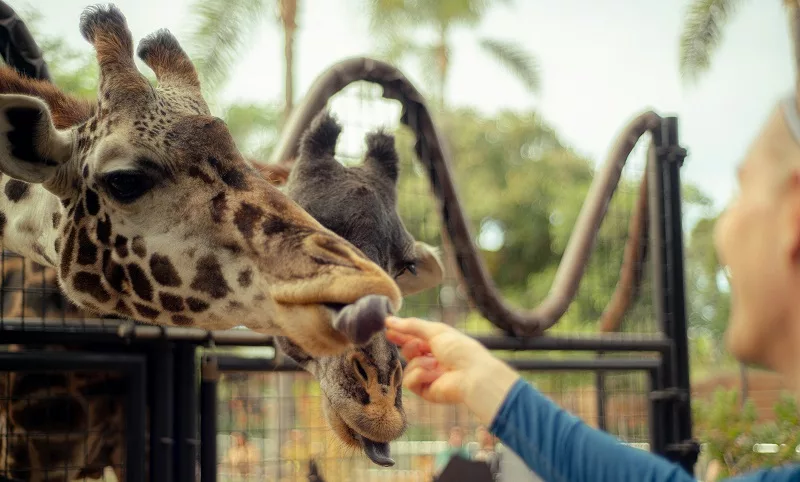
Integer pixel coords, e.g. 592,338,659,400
0,113,444,479
0,2,436,479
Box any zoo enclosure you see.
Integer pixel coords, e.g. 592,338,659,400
0,3,697,481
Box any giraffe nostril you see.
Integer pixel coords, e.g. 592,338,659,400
353,357,369,383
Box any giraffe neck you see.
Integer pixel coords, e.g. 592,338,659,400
0,176,62,268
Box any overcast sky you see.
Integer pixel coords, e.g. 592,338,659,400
31,0,793,213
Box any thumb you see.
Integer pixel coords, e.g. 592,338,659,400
386,316,449,341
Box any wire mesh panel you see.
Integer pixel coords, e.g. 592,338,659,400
213,367,653,482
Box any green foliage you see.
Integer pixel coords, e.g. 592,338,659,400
679,0,745,85
478,38,541,93
183,0,269,94
693,388,800,477
221,102,283,160
365,0,540,105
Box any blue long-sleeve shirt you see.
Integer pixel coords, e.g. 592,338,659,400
489,378,800,482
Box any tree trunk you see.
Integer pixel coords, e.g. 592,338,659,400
280,0,297,125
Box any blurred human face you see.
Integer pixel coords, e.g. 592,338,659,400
714,96,800,373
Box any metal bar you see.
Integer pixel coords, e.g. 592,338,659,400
474,334,671,353
648,121,677,463
200,354,218,482
0,351,144,371
150,342,174,482
504,358,661,372
174,343,198,482
216,354,661,373
125,352,147,482
0,319,673,352
648,367,666,457
596,352,607,431
217,355,301,372
660,116,697,474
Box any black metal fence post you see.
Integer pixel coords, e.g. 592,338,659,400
200,353,219,482
650,116,699,475
149,341,175,482
175,342,199,482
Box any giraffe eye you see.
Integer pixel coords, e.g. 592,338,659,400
102,171,154,204
395,262,417,278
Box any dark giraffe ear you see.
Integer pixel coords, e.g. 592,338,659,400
395,241,444,296
298,109,341,162
364,129,399,183
0,94,73,184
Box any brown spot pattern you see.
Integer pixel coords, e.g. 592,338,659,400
187,166,214,185
126,263,153,302
150,254,181,287
131,236,146,258
51,212,61,229
84,189,100,215
114,299,133,316
171,314,193,325
72,272,110,302
76,227,97,265
96,216,112,244
133,302,159,320
114,235,129,258
210,192,226,223
159,292,184,312
207,156,247,190
103,251,127,293
4,180,29,202
262,216,291,236
237,268,253,288
190,255,231,299
234,203,263,239
60,227,76,279
186,297,209,312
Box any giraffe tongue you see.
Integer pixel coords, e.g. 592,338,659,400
330,295,394,345
357,435,395,467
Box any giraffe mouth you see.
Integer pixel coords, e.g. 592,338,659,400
341,421,395,467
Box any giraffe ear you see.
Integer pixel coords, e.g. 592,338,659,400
0,94,74,184
395,241,445,296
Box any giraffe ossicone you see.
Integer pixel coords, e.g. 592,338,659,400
0,3,402,359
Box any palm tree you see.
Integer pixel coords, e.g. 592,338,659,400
183,0,299,123
678,0,799,85
366,0,541,109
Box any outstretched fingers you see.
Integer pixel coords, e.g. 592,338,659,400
385,328,431,360
385,316,449,341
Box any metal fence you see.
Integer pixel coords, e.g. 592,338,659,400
0,3,696,482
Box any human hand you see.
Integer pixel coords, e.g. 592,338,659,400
385,316,520,424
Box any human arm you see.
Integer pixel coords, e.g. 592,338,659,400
385,316,694,481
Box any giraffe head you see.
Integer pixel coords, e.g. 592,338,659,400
0,4,402,357
275,111,444,466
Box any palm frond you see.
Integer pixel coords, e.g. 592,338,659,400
479,37,541,94
373,29,428,66
183,0,268,93
678,0,745,85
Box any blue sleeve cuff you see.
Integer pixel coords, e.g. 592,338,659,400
489,377,528,433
